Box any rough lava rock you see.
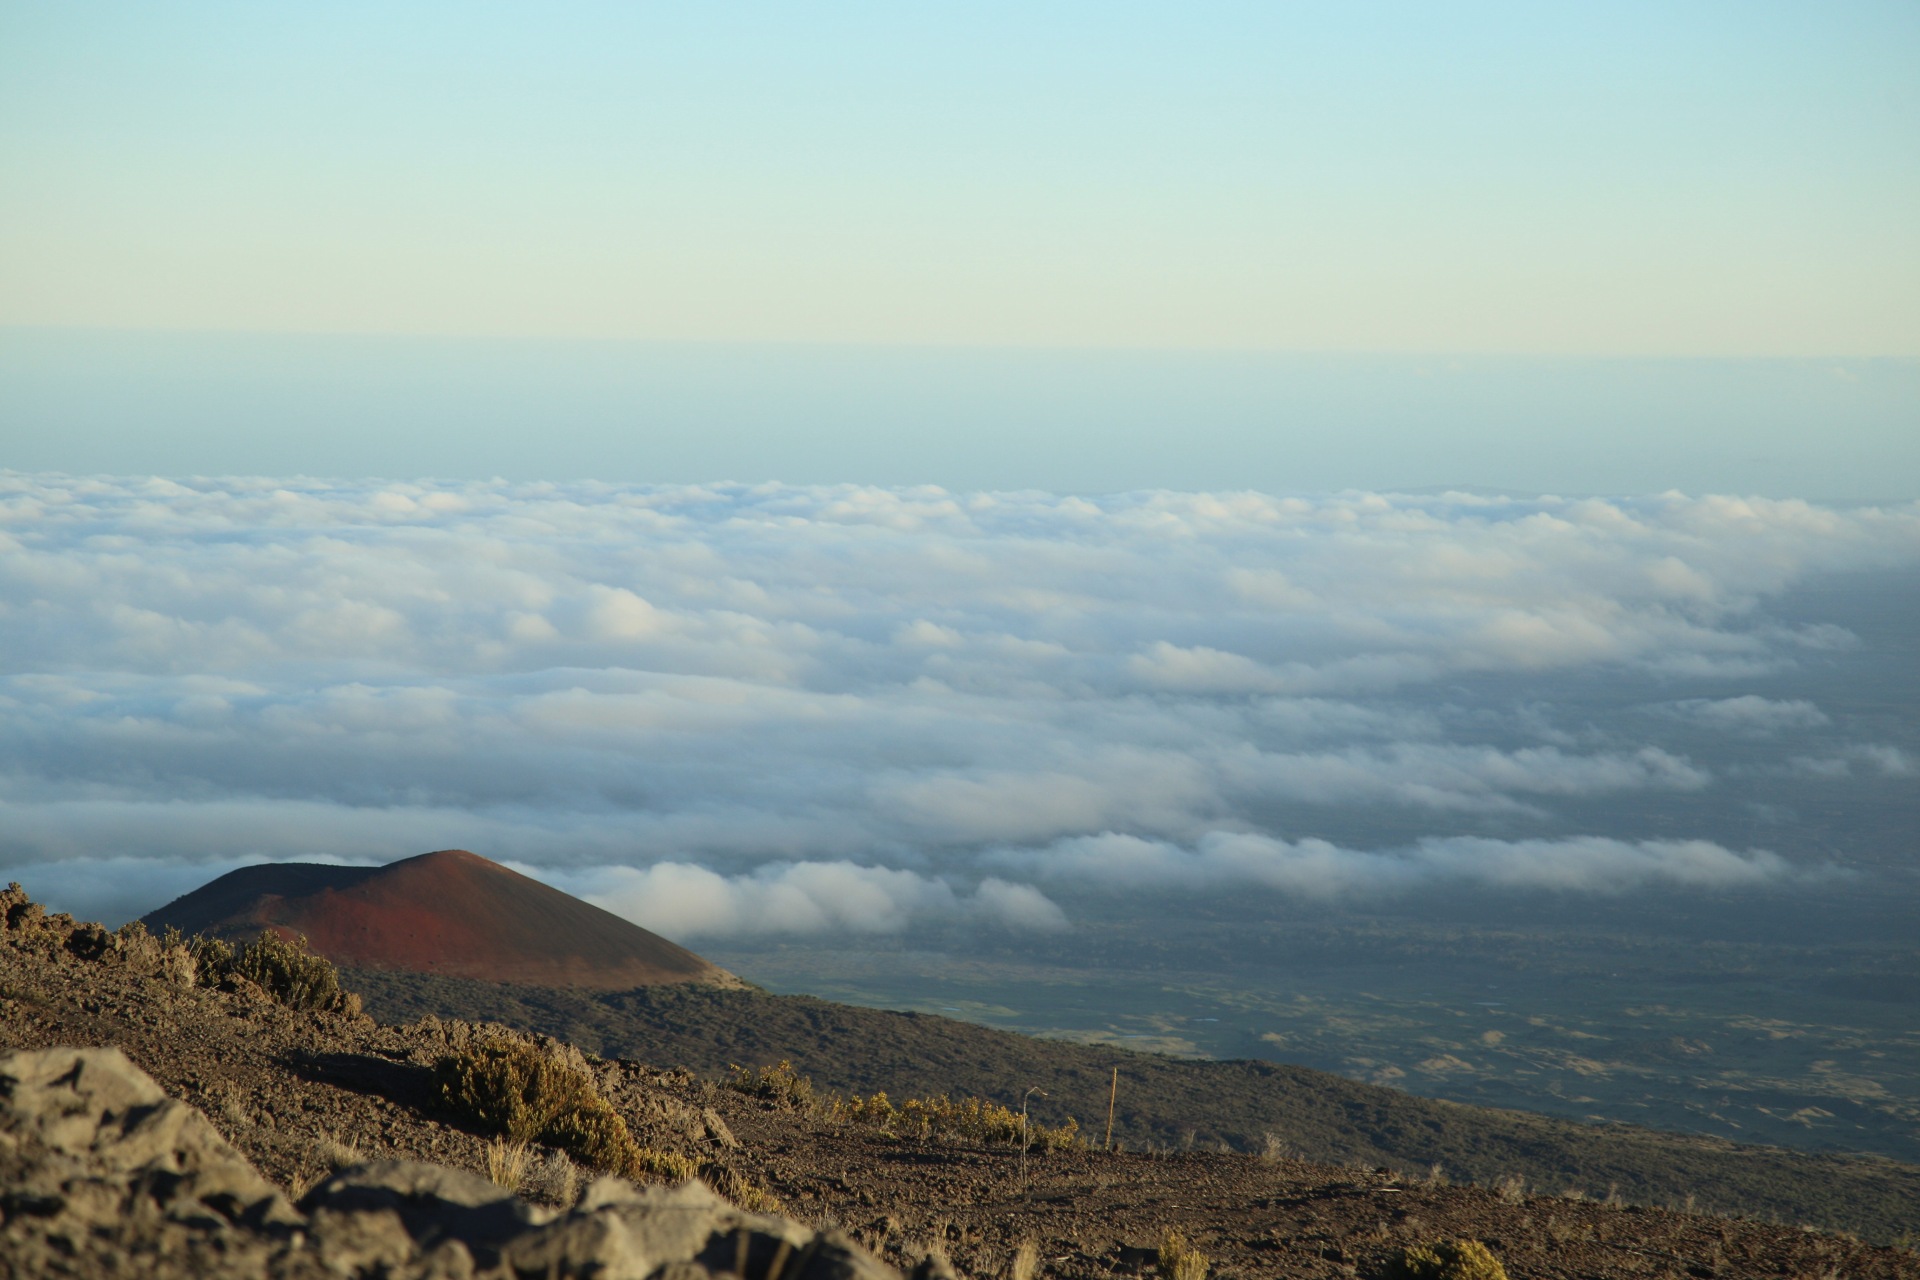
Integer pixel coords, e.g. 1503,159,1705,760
1,1045,919,1280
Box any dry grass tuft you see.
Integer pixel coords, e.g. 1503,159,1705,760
484,1138,532,1190
317,1138,365,1173
1384,1238,1508,1280
726,1059,818,1111
1157,1228,1209,1280
526,1148,581,1207
1008,1239,1040,1280
835,1089,1080,1151
730,1060,1080,1151
1259,1131,1298,1163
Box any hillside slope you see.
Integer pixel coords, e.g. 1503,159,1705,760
3,883,1917,1277
346,967,1920,1243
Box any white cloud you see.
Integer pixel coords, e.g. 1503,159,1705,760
996,831,1816,898
1653,696,1830,734
1,474,1915,924
1785,745,1915,780
1215,743,1708,813
542,861,1067,940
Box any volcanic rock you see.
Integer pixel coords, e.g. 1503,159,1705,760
140,849,741,990
0,1045,904,1280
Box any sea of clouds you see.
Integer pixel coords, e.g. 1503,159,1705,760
3,474,1916,935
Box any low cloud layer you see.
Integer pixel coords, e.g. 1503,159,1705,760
543,861,1067,940
993,831,1816,898
3,475,1915,933
1651,696,1831,734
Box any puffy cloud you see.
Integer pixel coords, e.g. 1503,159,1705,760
1,474,1915,926
1652,696,1830,734
995,831,1815,898
1786,745,1915,780
1213,743,1709,813
539,861,1067,939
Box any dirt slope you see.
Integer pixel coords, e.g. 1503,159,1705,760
141,849,741,990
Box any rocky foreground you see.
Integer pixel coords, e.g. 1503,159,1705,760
3,885,1918,1279
2,1045,903,1280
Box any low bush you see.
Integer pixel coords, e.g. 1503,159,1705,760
726,1059,817,1111
1385,1238,1508,1280
434,1037,599,1145
156,927,359,1014
729,1060,1081,1150
230,931,351,1012
835,1089,1080,1151
435,1036,730,1196
1157,1228,1209,1280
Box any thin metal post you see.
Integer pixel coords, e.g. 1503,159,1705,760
1105,1066,1118,1150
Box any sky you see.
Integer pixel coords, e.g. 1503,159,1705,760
2,7,1919,936
2,3,1916,354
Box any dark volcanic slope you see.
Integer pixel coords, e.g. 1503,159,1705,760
346,968,1920,1245
142,849,740,990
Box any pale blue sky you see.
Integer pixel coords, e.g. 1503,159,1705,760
3,4,1916,495
3,2,1915,353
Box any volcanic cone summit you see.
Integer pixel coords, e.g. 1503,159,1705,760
141,849,741,990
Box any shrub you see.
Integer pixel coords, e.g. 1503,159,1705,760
433,1037,605,1146
1385,1238,1508,1280
229,931,350,1011
188,931,236,978
154,928,360,1013
727,1059,817,1111
700,1160,778,1212
729,1060,1082,1150
1157,1228,1209,1280
435,1036,720,1193
832,1088,1080,1151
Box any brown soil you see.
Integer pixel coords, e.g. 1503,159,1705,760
4,893,1917,1279
139,849,741,990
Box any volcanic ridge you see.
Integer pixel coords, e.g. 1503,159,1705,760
141,848,741,991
